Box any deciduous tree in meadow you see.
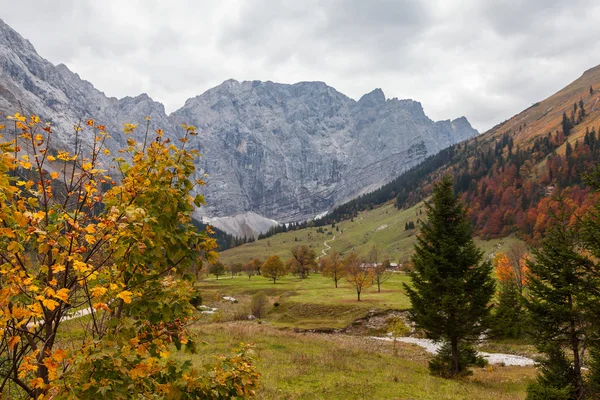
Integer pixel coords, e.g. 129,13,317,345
262,255,287,284
243,261,256,280
368,246,392,292
209,261,226,280
250,257,263,275
322,250,345,288
288,245,316,279
344,253,373,301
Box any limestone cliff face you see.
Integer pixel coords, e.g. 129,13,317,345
172,81,477,222
0,18,478,231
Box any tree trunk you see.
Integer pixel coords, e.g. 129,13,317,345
569,296,584,398
451,337,459,376
377,281,381,292
334,278,338,288
357,290,361,301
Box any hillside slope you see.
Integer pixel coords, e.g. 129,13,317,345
482,64,600,147
219,202,523,265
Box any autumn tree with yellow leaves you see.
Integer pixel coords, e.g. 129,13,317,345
0,114,259,398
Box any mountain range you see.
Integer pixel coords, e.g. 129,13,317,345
0,18,478,236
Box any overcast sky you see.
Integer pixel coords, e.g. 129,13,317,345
2,0,600,132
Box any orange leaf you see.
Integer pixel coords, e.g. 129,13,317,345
8,335,20,350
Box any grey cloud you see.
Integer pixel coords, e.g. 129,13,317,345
1,0,600,131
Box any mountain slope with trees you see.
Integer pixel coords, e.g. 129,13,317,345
303,64,600,245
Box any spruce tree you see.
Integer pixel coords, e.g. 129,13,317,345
580,166,600,398
524,200,588,399
404,175,495,377
492,282,524,338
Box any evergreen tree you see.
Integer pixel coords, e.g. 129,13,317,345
404,175,495,377
579,166,600,398
562,112,573,136
524,199,588,399
492,281,524,338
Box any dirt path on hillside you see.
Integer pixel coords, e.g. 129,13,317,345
317,235,336,260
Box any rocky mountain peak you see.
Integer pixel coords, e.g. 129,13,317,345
357,88,386,107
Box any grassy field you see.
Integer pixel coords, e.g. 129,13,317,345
219,202,526,266
188,322,536,400
197,273,412,329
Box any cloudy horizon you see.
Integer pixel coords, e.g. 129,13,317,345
2,0,600,132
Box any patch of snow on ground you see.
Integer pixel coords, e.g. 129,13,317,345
371,336,535,366
199,305,218,314
223,296,237,302
376,224,388,231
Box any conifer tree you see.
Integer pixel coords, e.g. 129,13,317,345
524,200,588,399
491,252,526,338
404,175,494,377
579,166,600,398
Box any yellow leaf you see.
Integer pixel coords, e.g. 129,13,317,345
54,288,70,303
103,148,110,155
73,261,90,272
117,290,133,304
47,155,56,161
28,302,43,316
7,112,26,122
7,241,20,253
82,162,93,171
51,264,65,273
20,161,32,169
0,227,15,238
123,123,138,134
50,171,59,179
42,298,59,311
31,377,46,390
85,234,96,244
53,349,68,362
86,119,94,126
84,224,96,234
90,286,107,298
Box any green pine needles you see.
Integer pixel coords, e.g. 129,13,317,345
404,175,495,378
